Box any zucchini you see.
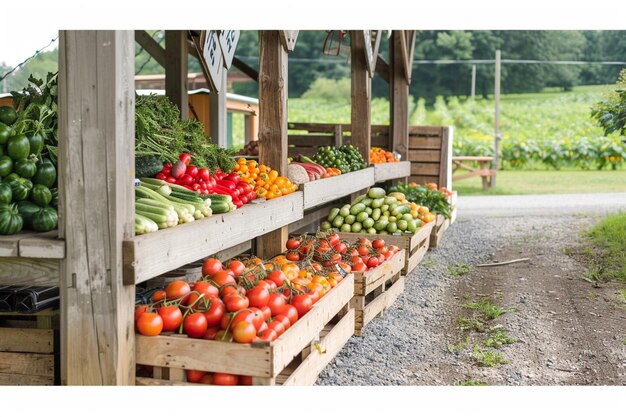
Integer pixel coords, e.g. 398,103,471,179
211,202,231,214
328,207,340,222
208,193,232,203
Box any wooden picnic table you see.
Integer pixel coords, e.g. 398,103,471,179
452,156,497,190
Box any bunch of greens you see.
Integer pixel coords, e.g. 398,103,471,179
135,95,235,173
388,182,452,219
11,72,59,163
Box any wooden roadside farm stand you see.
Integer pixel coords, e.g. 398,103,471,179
0,30,454,386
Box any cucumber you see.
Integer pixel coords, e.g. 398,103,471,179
211,202,231,214
344,214,356,225
332,215,344,228
371,198,384,208
397,219,408,231
368,187,386,199
350,203,366,215
339,204,351,218
321,221,332,230
209,193,232,203
351,222,362,233
356,212,369,222
374,219,388,231
328,207,340,222
362,218,375,229
365,207,373,215
372,208,381,221
340,223,352,232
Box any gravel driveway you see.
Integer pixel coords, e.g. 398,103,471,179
316,193,626,385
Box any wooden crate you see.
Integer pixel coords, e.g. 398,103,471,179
349,250,406,336
429,214,451,249
373,161,411,183
0,309,58,385
337,220,434,275
135,274,355,386
407,125,453,190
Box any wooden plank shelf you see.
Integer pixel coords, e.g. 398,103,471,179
0,231,65,259
302,167,374,210
337,220,434,276
373,161,411,183
349,249,406,336
135,274,355,385
124,192,304,285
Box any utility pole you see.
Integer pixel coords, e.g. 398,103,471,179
491,49,501,188
470,64,476,99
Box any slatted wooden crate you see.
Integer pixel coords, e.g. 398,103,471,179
349,250,406,336
0,309,58,385
429,214,450,249
135,274,355,386
407,126,453,190
337,220,434,276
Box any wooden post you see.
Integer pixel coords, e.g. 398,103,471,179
491,49,501,188
209,71,228,147
471,64,476,99
165,30,189,120
58,30,135,385
389,30,409,161
257,30,288,258
350,30,371,163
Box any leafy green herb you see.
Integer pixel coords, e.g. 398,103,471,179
388,182,452,218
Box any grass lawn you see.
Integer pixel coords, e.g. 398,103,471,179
585,212,626,283
452,169,626,196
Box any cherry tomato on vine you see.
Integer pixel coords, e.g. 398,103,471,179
150,290,166,303
203,326,220,340
286,239,301,250
213,373,238,386
232,321,256,343
278,304,299,325
273,314,291,331
357,245,370,256
267,320,286,336
372,239,385,249
220,310,254,330
267,293,287,316
286,252,301,262
256,328,278,342
157,305,183,332
203,296,225,327
224,293,249,312
227,260,246,277
202,258,223,277
239,375,253,386
136,312,163,336
367,257,380,269
165,280,191,301
267,270,287,287
291,294,313,317
212,270,236,287
247,285,270,308
352,262,367,272
183,312,208,338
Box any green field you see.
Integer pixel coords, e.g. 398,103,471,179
452,169,626,195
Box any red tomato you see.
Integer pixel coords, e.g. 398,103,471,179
389,245,400,254
155,172,167,181
165,280,191,301
247,285,270,308
372,239,385,249
286,239,301,250
377,254,385,264
165,176,177,184
299,245,311,255
198,168,211,182
232,321,256,343
328,233,340,247
136,312,163,336
186,369,207,383
307,289,320,304
183,312,208,338
267,293,287,316
367,257,380,269
200,374,214,384
213,373,238,386
257,279,277,291
260,305,272,321
257,321,268,333
267,320,285,336
203,326,220,340
203,297,225,327
179,153,192,166
267,270,287,287
291,294,313,317
334,242,348,254
256,328,278,342
150,290,165,303
351,255,362,265
186,165,199,178
357,237,372,246
202,258,223,277
157,305,183,332
357,245,370,256
273,314,291,331
212,270,236,287
193,281,219,299
352,262,367,272
227,260,246,277
134,305,148,322
278,304,299,325
180,174,194,186
378,246,390,257
286,252,301,262
248,307,265,330
220,310,254,330
224,294,249,312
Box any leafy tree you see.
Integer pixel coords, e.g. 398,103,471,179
591,69,626,139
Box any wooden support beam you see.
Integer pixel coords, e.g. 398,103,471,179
375,54,390,83
350,30,372,163
58,30,135,385
232,56,259,82
134,30,165,67
390,31,409,160
257,30,289,258
165,30,188,119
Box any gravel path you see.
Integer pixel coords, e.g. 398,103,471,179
316,194,626,386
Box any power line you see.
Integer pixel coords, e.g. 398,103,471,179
0,37,58,83
412,59,626,66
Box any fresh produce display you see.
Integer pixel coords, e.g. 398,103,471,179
236,140,259,157
284,230,401,273
370,147,399,163
388,182,453,219
0,75,59,235
312,144,367,173
134,252,346,385
234,157,298,200
322,187,435,235
135,95,235,173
